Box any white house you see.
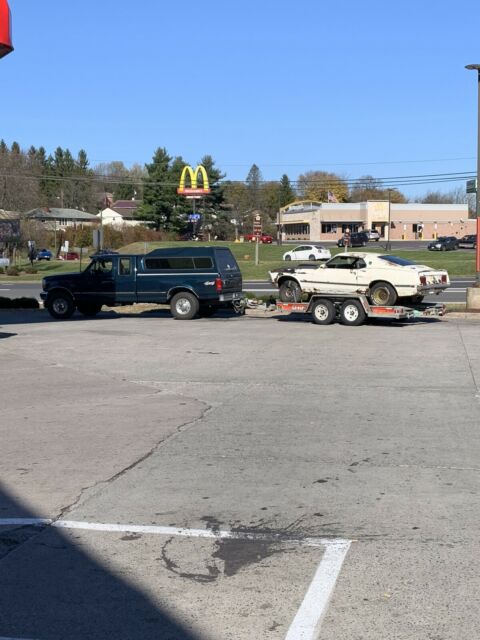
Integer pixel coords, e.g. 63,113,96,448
98,207,148,228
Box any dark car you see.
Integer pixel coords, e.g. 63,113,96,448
337,232,369,248
41,246,245,320
457,234,477,249
36,249,53,261
427,236,458,251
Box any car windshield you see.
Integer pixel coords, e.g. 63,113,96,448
379,255,417,267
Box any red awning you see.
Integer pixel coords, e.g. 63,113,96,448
0,0,13,59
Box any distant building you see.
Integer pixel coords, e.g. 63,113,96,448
98,206,150,228
111,199,141,217
0,209,20,247
24,207,98,229
278,200,475,242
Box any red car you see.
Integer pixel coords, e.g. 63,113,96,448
59,252,80,261
245,233,273,244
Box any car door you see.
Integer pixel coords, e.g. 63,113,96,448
115,257,136,303
307,255,360,292
290,246,305,260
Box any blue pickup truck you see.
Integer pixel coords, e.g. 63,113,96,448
41,247,245,320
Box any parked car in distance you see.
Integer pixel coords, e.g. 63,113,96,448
457,234,477,249
337,232,370,247
427,236,458,251
244,233,274,244
365,229,381,241
283,244,331,261
59,252,80,261
269,252,450,306
36,249,53,261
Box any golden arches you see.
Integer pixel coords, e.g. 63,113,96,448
177,165,211,194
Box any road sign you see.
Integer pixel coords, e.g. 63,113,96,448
467,179,477,194
188,213,201,222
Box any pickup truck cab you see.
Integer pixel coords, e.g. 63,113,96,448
41,247,244,320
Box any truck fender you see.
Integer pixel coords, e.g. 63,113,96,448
166,285,199,302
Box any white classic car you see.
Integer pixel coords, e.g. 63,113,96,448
269,252,450,306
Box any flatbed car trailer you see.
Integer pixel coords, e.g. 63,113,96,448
275,292,446,326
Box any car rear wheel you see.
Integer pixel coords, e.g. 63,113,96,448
340,300,366,326
362,240,367,247
311,299,336,325
369,281,397,306
47,292,75,320
441,245,447,251
170,291,199,320
279,279,302,302
308,254,315,260
77,302,102,317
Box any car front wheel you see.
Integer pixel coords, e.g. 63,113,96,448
285,255,292,261
279,279,302,302
369,281,397,306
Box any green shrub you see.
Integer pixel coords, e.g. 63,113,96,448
0,296,39,309
6,266,20,276
0,267,4,274
24,267,38,274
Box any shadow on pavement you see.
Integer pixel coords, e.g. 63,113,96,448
0,483,201,640
0,331,16,339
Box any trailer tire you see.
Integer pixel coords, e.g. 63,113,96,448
171,292,199,320
311,299,336,325
369,281,397,306
340,299,366,326
279,279,302,302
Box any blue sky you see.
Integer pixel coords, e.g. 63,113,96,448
1,0,480,197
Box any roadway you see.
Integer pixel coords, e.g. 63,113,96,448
0,278,475,304
1,309,479,639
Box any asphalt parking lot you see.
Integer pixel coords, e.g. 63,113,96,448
1,308,480,639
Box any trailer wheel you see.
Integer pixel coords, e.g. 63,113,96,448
171,292,199,320
340,299,366,326
369,281,397,306
311,299,336,325
279,279,302,302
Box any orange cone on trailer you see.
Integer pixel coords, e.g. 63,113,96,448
0,0,13,59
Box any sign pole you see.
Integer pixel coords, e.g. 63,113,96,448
255,237,259,265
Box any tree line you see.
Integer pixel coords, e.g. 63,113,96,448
0,139,471,240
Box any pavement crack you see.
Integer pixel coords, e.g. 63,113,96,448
56,400,213,520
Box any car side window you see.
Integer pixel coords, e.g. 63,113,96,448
92,259,113,275
355,259,367,269
326,256,358,269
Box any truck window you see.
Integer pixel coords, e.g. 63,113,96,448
91,258,113,275
119,258,131,275
144,257,213,270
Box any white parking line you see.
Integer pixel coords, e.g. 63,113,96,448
0,518,352,639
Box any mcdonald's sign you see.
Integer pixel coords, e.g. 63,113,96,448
0,0,13,59
177,165,211,197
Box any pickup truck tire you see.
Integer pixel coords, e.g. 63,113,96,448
369,281,397,306
279,279,302,302
311,299,336,325
77,302,102,317
171,291,199,320
47,292,75,320
340,299,366,326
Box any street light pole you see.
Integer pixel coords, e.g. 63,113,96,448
465,64,480,285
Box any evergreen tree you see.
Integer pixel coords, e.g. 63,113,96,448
246,163,263,210
136,147,173,229
279,174,295,207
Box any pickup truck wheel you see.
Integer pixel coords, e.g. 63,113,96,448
77,302,102,317
369,281,397,306
47,292,75,319
279,279,302,302
311,299,336,325
171,292,199,320
340,300,366,326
